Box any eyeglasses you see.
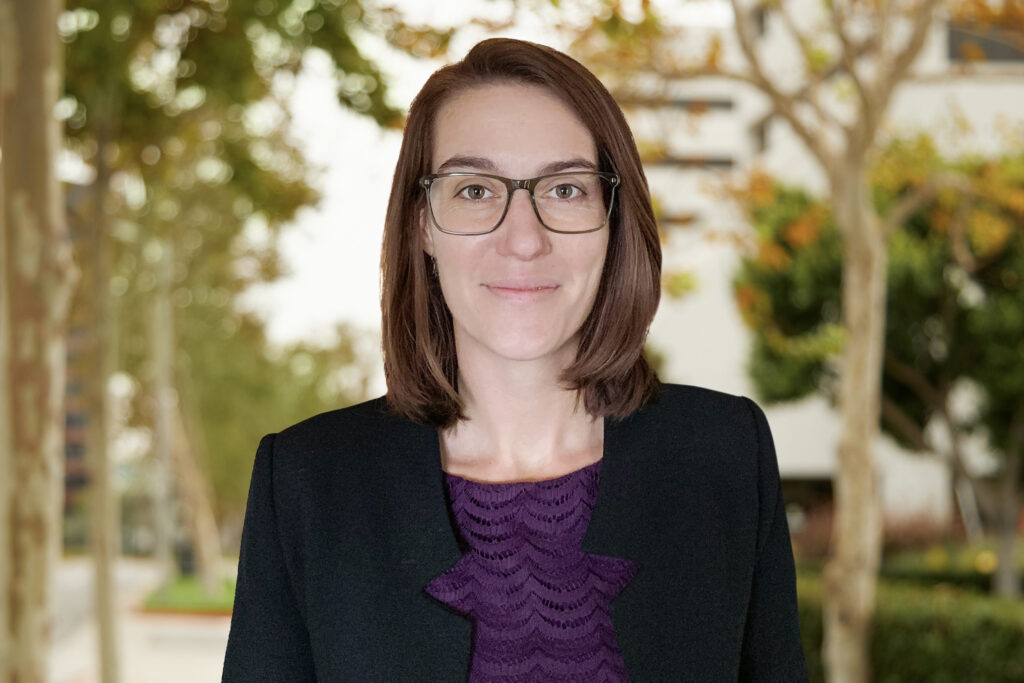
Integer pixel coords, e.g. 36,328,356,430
419,170,620,235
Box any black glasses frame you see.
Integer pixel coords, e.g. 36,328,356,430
419,170,621,235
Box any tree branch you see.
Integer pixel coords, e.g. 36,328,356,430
879,171,973,238
947,191,979,272
777,1,815,61
881,394,932,452
647,63,762,89
828,0,876,148
873,0,943,118
728,0,838,170
877,0,904,65
884,349,947,411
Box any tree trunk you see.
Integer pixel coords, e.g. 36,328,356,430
953,471,984,541
0,1,78,681
945,411,985,542
172,397,224,595
822,159,887,683
993,413,1022,598
0,4,10,672
80,121,120,682
151,240,177,586
151,238,223,593
86,222,120,683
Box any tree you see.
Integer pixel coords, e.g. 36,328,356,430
550,1,1023,679
57,1,450,680
952,150,1024,596
729,136,1023,599
0,1,79,681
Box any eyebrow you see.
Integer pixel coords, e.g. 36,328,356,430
435,155,599,176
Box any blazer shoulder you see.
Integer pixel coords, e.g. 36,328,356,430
650,384,781,539
647,382,754,425
276,394,392,439
655,381,745,406
643,382,768,470
268,394,430,471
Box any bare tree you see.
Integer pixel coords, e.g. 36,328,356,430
0,0,79,680
554,0,1023,680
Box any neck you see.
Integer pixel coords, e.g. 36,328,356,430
440,340,603,479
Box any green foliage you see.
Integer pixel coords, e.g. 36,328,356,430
662,269,697,299
747,336,821,402
61,0,427,531
731,185,844,402
797,570,1024,682
730,141,1024,469
62,0,402,143
964,238,1024,455
179,312,373,525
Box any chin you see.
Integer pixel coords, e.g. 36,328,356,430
490,340,564,362
453,312,583,365
471,328,579,364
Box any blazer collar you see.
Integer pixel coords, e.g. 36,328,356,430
392,407,646,573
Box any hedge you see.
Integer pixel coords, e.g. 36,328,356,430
796,571,1024,682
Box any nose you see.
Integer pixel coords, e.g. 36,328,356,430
495,188,550,260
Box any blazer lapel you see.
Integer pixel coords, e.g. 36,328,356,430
581,411,647,558
391,409,649,571
388,418,464,577
387,406,654,675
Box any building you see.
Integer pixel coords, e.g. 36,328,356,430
628,2,1024,532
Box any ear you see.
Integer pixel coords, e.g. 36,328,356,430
419,206,435,257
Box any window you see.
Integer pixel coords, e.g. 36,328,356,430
948,22,1024,63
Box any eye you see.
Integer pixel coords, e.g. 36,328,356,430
550,183,583,200
457,184,494,200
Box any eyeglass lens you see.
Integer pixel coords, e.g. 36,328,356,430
428,173,615,234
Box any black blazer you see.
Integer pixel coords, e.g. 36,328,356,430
222,383,808,682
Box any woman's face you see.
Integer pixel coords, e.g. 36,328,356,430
422,83,609,368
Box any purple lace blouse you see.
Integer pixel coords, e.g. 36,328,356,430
423,458,638,682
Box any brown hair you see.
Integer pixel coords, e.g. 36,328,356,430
380,37,661,427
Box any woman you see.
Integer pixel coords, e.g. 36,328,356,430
222,38,807,682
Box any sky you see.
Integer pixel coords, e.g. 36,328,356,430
237,5,563,353
236,1,734,361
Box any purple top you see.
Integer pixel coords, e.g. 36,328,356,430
423,459,638,682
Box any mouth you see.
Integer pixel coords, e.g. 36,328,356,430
483,280,559,301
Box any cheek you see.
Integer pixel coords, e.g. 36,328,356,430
433,244,481,302
581,238,609,285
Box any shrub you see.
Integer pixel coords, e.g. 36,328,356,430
797,570,1024,682
883,513,963,554
880,542,1024,594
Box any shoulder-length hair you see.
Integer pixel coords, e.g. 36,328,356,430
381,37,661,428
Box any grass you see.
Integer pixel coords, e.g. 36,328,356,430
142,574,237,614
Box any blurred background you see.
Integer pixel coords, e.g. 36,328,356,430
1,0,1022,681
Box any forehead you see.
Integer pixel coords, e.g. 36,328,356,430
431,83,597,173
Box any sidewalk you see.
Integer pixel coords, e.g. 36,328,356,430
49,557,234,683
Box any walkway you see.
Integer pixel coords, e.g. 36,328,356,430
49,556,233,683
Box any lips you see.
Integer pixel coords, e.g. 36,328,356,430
483,279,559,301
